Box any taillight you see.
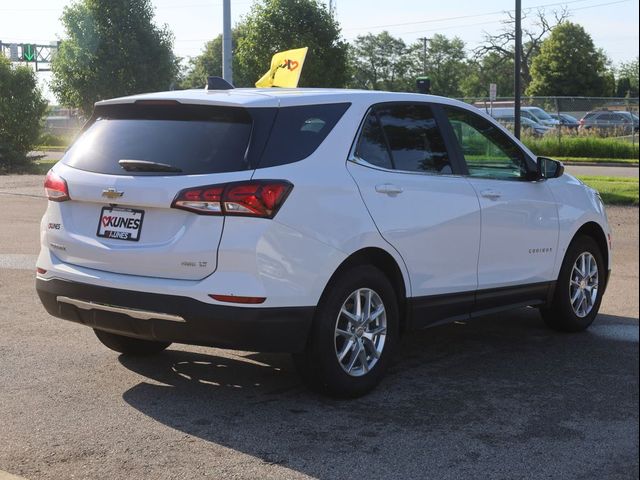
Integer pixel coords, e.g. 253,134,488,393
44,170,70,202
172,180,292,218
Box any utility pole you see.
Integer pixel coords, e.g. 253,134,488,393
222,0,233,84
418,37,429,75
514,0,522,139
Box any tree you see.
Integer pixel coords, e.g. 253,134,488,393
235,0,349,88
616,77,632,98
476,8,569,92
0,57,48,173
51,0,178,115
616,57,639,97
527,22,610,96
348,32,415,91
419,34,468,97
181,29,246,89
461,52,514,98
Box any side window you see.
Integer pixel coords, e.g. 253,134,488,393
444,106,531,181
613,113,630,123
259,103,350,168
377,104,452,174
355,113,393,169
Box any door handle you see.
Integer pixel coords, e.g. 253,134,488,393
480,189,502,200
375,184,403,195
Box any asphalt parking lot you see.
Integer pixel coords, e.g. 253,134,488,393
0,176,638,480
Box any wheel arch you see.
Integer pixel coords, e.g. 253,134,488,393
319,247,410,332
572,221,609,271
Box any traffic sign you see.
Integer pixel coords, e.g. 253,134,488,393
9,43,19,61
489,83,497,101
22,44,37,62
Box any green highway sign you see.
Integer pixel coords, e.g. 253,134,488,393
1,41,59,70
22,44,36,62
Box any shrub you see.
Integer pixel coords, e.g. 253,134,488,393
0,57,48,173
38,132,74,148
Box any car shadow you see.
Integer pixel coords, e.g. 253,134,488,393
119,308,639,479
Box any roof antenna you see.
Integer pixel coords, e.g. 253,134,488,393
206,76,235,91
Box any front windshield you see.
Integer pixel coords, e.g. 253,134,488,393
528,107,553,121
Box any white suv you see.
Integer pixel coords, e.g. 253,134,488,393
36,88,611,397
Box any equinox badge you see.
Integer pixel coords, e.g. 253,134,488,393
102,187,124,199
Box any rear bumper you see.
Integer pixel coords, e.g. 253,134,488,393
36,278,314,353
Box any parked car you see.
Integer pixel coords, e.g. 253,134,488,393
521,106,560,126
36,87,612,397
579,110,639,134
549,113,580,129
496,115,553,137
490,106,559,127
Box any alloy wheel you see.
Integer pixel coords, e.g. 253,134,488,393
334,288,387,377
569,252,599,318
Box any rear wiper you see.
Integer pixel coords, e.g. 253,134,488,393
118,159,182,173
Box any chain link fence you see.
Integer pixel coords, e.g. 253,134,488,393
459,96,639,148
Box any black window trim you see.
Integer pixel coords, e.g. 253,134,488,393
347,101,467,177
437,103,540,182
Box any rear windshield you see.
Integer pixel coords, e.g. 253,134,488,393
62,103,254,176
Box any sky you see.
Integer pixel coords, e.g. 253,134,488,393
1,0,638,101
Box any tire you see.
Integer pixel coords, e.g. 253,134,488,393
94,329,171,355
541,235,605,332
293,265,399,398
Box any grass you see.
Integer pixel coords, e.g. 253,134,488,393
577,176,639,206
523,136,639,160
31,158,58,175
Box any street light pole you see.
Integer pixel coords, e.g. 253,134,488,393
222,0,233,84
418,37,429,75
514,0,522,139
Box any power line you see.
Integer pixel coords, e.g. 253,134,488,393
342,0,618,32
344,0,631,39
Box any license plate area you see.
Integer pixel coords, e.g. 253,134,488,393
97,207,144,242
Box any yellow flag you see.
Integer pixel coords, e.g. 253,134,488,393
255,47,308,88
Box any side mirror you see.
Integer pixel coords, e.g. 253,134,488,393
537,156,564,179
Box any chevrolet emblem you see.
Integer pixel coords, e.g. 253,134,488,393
102,187,124,199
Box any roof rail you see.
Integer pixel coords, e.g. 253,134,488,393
206,76,235,91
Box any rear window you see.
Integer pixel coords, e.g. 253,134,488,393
62,103,255,176
257,103,350,168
